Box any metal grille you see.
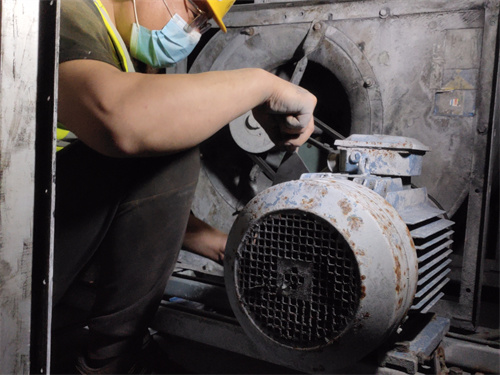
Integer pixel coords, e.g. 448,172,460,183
235,210,361,349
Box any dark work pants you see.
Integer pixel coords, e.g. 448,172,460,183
53,141,200,361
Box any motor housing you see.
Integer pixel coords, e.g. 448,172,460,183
224,135,453,370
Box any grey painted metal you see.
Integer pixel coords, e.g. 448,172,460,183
193,0,495,220
308,135,453,313
175,249,224,277
224,175,418,369
229,112,274,153
0,1,40,373
164,276,231,312
224,1,493,27
442,336,500,374
218,135,454,368
335,134,428,176
381,315,450,374
297,176,452,315
153,305,309,371
450,0,500,330
192,0,498,330
157,304,496,374
153,305,421,374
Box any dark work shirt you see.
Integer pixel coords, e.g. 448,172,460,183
60,0,121,70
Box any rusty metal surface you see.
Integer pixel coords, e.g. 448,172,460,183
192,0,498,333
307,172,453,315
385,188,446,225
221,132,454,367
335,134,429,151
381,315,450,374
335,134,428,176
442,336,500,374
309,132,453,315
192,0,497,219
224,176,418,368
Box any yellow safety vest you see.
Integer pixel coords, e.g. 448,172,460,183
57,0,135,150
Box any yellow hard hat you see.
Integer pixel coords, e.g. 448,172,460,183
205,0,235,33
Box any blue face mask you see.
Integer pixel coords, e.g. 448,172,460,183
130,14,201,68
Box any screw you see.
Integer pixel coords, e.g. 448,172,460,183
349,151,361,163
379,8,389,18
477,122,487,133
241,27,255,36
313,22,322,31
364,78,375,88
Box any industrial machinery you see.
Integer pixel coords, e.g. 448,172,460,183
223,134,452,372
0,0,497,373
153,0,499,373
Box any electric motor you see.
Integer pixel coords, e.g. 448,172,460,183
224,135,453,371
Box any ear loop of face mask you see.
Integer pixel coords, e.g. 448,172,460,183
131,0,175,27
132,0,211,34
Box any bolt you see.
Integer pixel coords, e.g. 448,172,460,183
364,78,375,88
379,8,389,18
349,151,361,164
241,27,255,36
246,114,261,130
313,22,322,31
477,122,487,133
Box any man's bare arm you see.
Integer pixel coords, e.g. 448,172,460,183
58,59,316,157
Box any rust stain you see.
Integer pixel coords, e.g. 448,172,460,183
360,285,366,299
394,255,402,293
361,275,366,280
342,229,351,240
355,249,365,256
338,198,352,215
347,215,363,231
395,243,403,255
301,197,314,205
363,312,370,319
397,297,403,309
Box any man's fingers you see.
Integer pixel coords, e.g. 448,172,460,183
283,112,314,133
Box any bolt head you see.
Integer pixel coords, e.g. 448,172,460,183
379,8,389,18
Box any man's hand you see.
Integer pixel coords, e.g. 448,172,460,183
182,213,227,264
252,80,316,152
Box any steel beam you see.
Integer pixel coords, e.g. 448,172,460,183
31,1,60,374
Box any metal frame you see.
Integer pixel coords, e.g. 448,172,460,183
31,1,60,373
0,1,58,373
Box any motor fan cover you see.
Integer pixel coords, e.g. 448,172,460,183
224,177,418,370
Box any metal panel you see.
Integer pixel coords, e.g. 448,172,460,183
442,336,500,374
0,1,40,373
193,0,499,329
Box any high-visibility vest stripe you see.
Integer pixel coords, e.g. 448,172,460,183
93,0,135,73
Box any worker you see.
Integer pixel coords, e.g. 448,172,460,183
54,0,316,373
